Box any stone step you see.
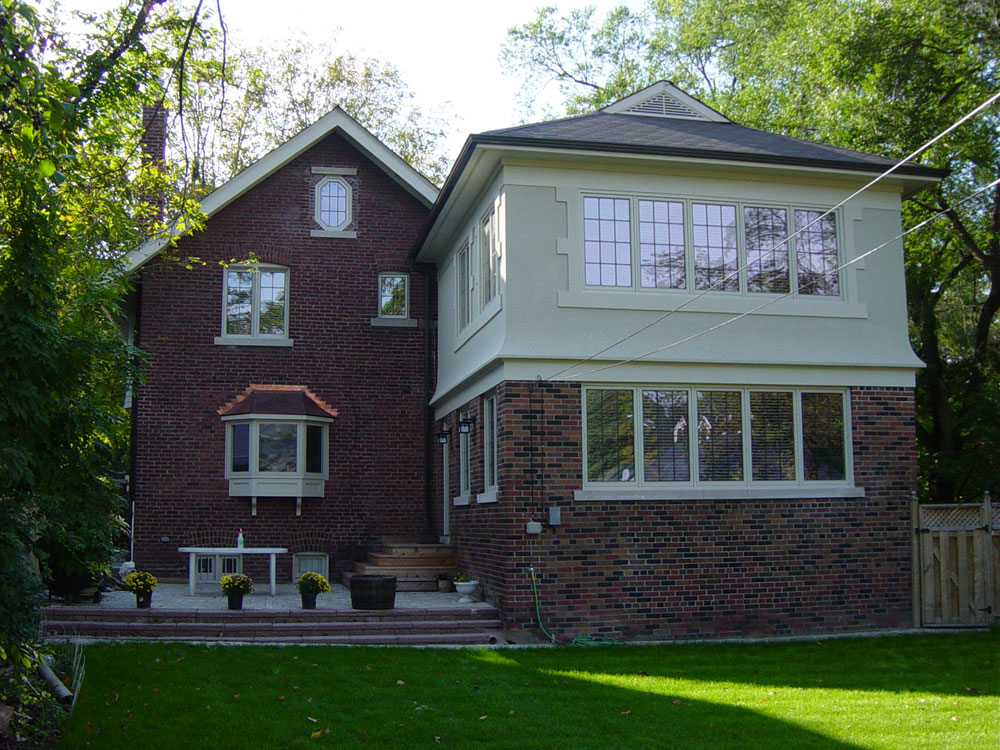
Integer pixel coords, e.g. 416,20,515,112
366,552,455,568
44,618,503,637
42,606,497,624
47,631,502,645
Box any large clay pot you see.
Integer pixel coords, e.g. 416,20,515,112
300,592,318,610
135,592,152,609
227,593,244,610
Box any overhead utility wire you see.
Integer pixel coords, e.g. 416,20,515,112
544,88,1000,381
559,175,1000,380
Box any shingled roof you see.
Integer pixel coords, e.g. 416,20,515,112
217,385,339,420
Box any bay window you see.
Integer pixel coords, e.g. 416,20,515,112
224,417,330,499
584,386,849,488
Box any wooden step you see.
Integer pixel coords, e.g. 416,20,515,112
380,543,456,556
344,568,441,592
366,552,455,568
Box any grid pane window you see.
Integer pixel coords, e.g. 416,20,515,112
379,274,407,318
692,203,739,291
745,207,790,293
802,393,846,480
586,389,635,482
258,271,286,335
258,423,297,472
750,391,795,481
481,210,500,304
795,210,839,295
696,390,744,481
484,395,497,489
584,196,632,287
225,270,253,335
318,179,348,228
457,243,471,329
641,390,689,481
638,200,686,289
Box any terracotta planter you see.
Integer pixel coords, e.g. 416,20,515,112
301,592,318,609
135,592,152,609
227,593,244,610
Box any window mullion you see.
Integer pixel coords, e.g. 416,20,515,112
741,389,752,486
793,390,805,482
250,272,260,337
736,202,747,295
633,388,643,485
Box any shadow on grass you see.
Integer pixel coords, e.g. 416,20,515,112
59,636,998,750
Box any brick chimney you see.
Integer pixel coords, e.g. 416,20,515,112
141,103,167,165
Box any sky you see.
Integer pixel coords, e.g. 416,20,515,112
54,0,644,160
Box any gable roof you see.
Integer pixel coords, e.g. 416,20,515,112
127,108,439,272
413,81,947,259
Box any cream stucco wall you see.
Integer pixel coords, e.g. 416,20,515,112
431,158,920,415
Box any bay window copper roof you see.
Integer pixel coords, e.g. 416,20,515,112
217,385,338,419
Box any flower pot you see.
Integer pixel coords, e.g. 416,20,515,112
300,592,318,610
437,579,453,593
227,593,244,610
350,575,396,610
135,592,152,609
454,581,478,596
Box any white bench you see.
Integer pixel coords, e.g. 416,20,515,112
178,547,288,596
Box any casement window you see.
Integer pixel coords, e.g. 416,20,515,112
583,195,840,296
378,273,408,318
480,208,500,306
224,417,330,498
457,241,473,330
483,393,498,493
218,265,289,344
458,408,472,498
584,386,849,487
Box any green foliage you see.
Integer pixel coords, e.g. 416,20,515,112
1,0,207,655
503,0,1000,500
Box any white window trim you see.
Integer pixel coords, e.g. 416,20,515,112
216,264,291,346
579,193,843,299
482,392,498,494
456,407,472,503
223,413,331,498
312,174,356,237
291,552,329,583
377,272,409,319
582,385,854,492
480,206,500,308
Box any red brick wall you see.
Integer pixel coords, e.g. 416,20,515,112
438,382,915,641
132,131,433,581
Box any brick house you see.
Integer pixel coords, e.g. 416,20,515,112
127,82,944,641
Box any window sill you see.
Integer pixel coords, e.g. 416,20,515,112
574,485,866,502
310,229,358,239
214,336,294,347
453,495,471,506
455,293,502,352
476,489,497,504
370,317,418,328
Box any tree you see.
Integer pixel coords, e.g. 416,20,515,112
502,0,1000,501
0,0,206,663
167,33,453,190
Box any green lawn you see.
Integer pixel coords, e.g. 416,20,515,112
62,631,998,749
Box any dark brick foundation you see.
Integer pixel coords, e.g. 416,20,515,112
438,382,916,641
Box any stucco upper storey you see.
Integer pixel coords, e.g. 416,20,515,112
416,83,945,412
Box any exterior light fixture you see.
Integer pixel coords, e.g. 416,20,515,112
457,418,476,434
436,429,451,444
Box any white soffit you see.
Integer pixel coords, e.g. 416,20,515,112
126,107,439,271
602,81,730,123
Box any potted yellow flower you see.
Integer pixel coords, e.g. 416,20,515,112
219,574,254,610
124,571,157,609
295,572,330,609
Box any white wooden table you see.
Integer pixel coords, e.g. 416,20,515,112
178,547,288,596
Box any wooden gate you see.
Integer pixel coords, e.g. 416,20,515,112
917,496,998,627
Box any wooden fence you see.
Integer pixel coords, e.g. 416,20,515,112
916,495,998,627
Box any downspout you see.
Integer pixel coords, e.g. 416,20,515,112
420,263,435,537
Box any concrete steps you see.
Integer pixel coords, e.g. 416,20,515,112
345,539,458,592
41,606,504,646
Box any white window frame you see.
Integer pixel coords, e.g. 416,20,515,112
457,240,473,331
377,272,409,319
215,264,292,347
310,167,358,238
581,194,842,298
291,552,329,583
479,393,498,503
455,407,472,504
223,414,331,499
480,207,500,307
582,385,853,491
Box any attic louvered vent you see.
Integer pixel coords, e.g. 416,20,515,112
625,93,705,120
